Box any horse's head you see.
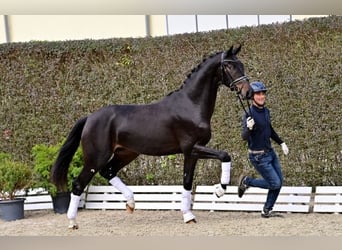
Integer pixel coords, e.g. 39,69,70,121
220,45,253,100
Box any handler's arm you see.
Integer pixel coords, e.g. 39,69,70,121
270,125,283,145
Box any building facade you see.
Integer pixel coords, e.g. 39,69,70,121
0,15,326,43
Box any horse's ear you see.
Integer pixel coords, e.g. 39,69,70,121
226,45,234,56
233,44,242,55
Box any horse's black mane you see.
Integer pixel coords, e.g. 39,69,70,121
166,51,222,96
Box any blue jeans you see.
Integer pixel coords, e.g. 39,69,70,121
245,148,283,211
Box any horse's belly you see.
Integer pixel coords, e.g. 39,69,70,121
117,129,181,156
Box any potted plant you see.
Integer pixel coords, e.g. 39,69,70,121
0,152,33,221
31,141,83,214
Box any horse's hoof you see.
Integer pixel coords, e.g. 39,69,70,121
68,219,79,230
126,203,135,214
68,224,79,230
186,219,197,224
214,184,225,198
183,212,196,223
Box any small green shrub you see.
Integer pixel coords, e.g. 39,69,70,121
0,153,32,200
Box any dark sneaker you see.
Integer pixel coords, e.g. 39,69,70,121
261,208,284,218
238,175,248,198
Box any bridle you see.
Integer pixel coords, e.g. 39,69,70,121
220,52,252,117
220,52,249,91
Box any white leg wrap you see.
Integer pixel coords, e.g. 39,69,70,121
180,189,192,213
109,176,134,201
220,162,231,185
67,193,81,220
181,189,195,223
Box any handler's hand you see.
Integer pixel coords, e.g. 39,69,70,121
246,117,255,130
281,142,289,155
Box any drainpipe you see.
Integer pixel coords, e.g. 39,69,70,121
4,15,11,43
145,15,151,37
195,15,198,32
166,15,170,35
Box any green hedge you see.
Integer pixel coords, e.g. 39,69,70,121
0,16,341,187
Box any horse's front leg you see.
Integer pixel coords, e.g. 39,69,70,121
181,156,197,223
191,144,232,198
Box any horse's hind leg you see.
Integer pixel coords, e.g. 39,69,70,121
99,150,138,213
67,168,97,229
110,175,135,213
67,145,112,229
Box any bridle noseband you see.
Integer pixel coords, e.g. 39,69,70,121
220,52,252,117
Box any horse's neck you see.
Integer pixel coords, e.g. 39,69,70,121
183,57,220,118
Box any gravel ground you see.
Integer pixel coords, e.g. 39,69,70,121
1,209,341,236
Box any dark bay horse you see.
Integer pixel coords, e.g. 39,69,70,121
51,45,252,229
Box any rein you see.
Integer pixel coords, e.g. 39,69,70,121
236,92,252,117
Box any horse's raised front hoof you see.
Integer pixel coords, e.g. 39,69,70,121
126,200,135,214
68,220,79,230
214,183,225,198
183,212,196,224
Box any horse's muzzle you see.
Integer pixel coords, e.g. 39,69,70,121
246,87,254,100
240,82,253,100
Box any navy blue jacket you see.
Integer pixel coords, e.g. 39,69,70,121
241,105,283,151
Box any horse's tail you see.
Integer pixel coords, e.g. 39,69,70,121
51,116,88,190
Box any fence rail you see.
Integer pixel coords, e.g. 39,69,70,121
84,185,183,210
15,185,342,214
313,186,342,213
192,186,312,213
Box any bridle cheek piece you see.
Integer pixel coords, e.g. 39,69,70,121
220,52,251,116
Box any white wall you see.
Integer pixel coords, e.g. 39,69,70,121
3,15,148,43
0,16,6,42
0,15,328,44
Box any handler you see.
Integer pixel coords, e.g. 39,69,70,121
238,81,289,218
